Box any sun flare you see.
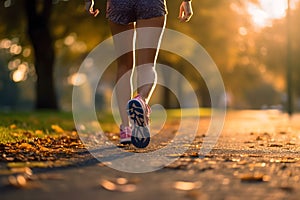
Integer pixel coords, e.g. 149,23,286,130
247,0,298,28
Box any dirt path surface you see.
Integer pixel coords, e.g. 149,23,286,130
1,110,300,200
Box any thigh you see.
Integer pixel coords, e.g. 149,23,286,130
109,21,135,67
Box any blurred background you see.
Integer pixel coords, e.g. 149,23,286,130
0,0,299,114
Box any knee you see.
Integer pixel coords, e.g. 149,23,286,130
136,64,157,83
136,63,156,74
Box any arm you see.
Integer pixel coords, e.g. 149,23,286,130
178,0,193,22
84,0,99,17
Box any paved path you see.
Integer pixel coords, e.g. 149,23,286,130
1,110,300,200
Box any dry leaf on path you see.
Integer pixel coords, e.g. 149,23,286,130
240,172,270,182
8,175,27,188
100,178,137,193
173,181,202,191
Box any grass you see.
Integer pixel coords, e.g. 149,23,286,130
0,111,75,144
167,108,211,118
0,108,211,144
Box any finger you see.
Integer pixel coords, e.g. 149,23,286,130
89,10,95,15
178,12,188,22
184,17,190,22
183,11,193,22
184,15,191,22
178,5,184,18
179,16,186,23
89,8,98,16
93,9,100,17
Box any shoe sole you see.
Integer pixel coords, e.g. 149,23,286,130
120,140,131,145
120,136,132,144
127,99,150,148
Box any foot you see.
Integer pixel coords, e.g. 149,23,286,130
127,95,151,148
120,126,132,144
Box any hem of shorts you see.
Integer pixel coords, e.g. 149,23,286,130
107,13,168,25
136,12,168,21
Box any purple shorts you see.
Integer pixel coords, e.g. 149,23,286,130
106,0,168,25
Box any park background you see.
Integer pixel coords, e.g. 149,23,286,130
1,2,300,199
0,0,299,114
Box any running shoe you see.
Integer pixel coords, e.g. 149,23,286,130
127,95,151,148
120,126,132,144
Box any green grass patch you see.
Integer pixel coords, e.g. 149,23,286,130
0,111,75,144
0,111,74,130
0,108,211,144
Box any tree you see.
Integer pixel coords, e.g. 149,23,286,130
1,0,299,110
0,0,108,110
24,0,58,110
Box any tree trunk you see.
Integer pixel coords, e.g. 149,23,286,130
24,0,58,110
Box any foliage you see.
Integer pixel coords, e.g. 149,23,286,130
0,0,299,110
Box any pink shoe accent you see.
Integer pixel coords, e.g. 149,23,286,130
120,126,132,144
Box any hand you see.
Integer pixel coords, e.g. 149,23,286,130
85,0,99,17
178,1,193,22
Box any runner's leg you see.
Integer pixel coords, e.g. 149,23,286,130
109,21,135,128
135,16,166,103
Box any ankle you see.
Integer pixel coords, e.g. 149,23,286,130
120,124,130,130
135,94,147,103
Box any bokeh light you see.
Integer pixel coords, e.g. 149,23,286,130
67,73,87,86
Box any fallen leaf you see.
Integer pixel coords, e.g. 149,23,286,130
248,162,267,168
100,179,117,191
237,160,248,165
269,144,283,147
256,136,264,141
100,179,137,192
8,175,27,188
18,143,33,150
270,158,297,163
10,124,17,129
173,181,202,191
10,167,32,176
279,131,287,135
97,162,112,167
35,130,44,135
167,154,182,158
51,125,64,133
240,172,269,182
116,178,128,185
286,141,296,145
